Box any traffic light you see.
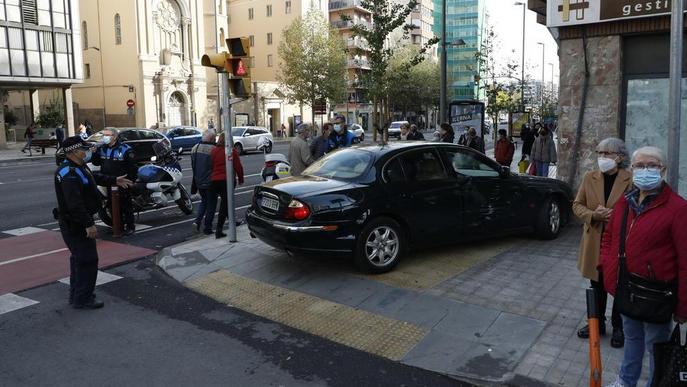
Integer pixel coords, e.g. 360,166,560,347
200,52,231,72
226,37,251,98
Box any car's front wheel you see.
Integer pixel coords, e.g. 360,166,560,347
234,142,244,155
354,217,404,274
536,197,562,240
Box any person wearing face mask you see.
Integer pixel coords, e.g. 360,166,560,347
599,146,687,387
530,124,557,177
459,127,485,153
328,116,356,151
90,128,138,235
54,136,133,309
572,138,632,349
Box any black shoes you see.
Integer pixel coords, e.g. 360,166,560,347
73,298,104,309
216,232,227,239
610,328,624,348
577,323,607,338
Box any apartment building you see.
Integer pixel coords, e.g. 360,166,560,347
410,0,436,58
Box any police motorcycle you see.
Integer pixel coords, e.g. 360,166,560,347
97,140,193,226
258,136,290,182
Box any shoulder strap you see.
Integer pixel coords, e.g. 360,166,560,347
619,204,629,265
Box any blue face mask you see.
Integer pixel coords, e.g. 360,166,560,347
633,168,663,191
83,150,93,163
333,124,343,133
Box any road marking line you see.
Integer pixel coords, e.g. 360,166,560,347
0,248,69,267
2,226,47,236
136,204,251,234
93,222,152,230
0,293,39,315
58,270,122,287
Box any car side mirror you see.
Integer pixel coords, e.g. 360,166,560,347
244,133,250,137
456,173,470,185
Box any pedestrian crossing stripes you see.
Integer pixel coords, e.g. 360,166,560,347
0,270,123,316
0,293,38,315
3,223,153,235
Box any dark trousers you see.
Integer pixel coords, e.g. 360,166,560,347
59,224,99,304
195,188,217,233
212,180,228,235
591,271,622,329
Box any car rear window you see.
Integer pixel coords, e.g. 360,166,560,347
303,148,373,180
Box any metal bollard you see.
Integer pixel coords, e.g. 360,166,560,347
111,186,122,238
586,288,602,387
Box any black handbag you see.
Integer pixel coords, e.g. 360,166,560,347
652,325,687,387
615,206,677,324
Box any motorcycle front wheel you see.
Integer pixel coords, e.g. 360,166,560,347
176,184,193,215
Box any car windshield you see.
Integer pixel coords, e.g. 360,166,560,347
232,128,245,137
303,148,373,180
390,122,404,129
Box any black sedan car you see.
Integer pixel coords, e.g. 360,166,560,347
247,143,573,274
56,128,170,165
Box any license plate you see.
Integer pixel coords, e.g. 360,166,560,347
260,197,279,211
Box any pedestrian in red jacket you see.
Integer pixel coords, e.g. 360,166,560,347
211,132,245,239
599,146,687,387
494,129,515,167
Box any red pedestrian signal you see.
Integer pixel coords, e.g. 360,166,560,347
234,59,247,77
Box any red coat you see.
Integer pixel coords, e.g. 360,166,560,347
599,184,687,319
494,138,515,166
210,146,244,185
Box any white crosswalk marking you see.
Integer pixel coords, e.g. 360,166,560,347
2,226,48,236
0,293,39,315
58,270,122,287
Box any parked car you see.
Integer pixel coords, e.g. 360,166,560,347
232,126,273,154
349,124,365,142
163,126,203,152
387,121,409,139
247,142,573,273
56,128,170,166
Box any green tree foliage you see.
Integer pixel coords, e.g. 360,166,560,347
386,45,439,116
36,95,64,128
343,0,438,139
277,8,347,124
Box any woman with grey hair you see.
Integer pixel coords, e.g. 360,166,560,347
600,146,687,387
573,138,632,348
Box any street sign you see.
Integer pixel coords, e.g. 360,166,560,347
126,99,135,108
313,99,327,115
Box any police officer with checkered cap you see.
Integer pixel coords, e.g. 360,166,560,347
54,136,133,309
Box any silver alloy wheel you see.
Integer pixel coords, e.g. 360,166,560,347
364,226,400,267
549,201,561,234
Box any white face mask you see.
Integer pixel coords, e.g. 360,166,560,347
101,135,112,145
597,157,617,173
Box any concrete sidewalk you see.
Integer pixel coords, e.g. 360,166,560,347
0,141,55,164
156,224,649,386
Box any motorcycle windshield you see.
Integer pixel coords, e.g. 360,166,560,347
152,140,171,158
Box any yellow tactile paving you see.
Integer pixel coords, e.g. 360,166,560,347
187,270,427,361
364,238,518,290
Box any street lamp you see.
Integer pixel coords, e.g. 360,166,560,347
515,2,526,112
440,33,466,126
87,45,107,128
537,42,545,116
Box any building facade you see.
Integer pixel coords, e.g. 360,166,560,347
69,0,209,131
410,0,436,58
0,0,83,146
530,0,687,195
227,0,318,133
433,0,485,101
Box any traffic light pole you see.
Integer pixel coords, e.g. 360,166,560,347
220,72,237,243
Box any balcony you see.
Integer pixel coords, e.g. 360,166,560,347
347,79,367,88
345,37,370,51
331,19,372,30
348,59,370,69
329,0,367,10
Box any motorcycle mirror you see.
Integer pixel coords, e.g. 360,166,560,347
150,156,157,162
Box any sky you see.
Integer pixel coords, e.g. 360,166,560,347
484,0,559,87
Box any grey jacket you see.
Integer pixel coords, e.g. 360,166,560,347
531,134,558,163
191,142,215,189
288,136,314,176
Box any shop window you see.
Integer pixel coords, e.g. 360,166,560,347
625,78,687,195
114,14,121,45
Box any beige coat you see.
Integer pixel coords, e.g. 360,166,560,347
573,169,632,281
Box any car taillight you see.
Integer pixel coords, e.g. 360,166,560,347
285,199,310,220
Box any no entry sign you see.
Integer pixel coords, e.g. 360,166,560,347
126,99,135,108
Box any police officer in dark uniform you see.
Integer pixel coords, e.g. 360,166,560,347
55,136,133,309
91,128,138,235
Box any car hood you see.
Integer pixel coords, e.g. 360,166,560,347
262,175,355,197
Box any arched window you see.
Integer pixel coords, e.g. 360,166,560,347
82,21,88,49
114,14,121,45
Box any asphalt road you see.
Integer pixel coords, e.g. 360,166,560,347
0,259,470,387
0,142,291,250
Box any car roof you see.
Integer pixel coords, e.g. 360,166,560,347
390,121,409,124
350,141,470,156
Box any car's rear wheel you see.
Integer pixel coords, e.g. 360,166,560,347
234,142,244,155
360,134,365,142
264,141,273,154
536,197,562,240
354,217,404,274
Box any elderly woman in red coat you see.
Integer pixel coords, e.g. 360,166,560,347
600,146,687,387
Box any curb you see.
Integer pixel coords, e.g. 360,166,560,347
0,154,54,167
